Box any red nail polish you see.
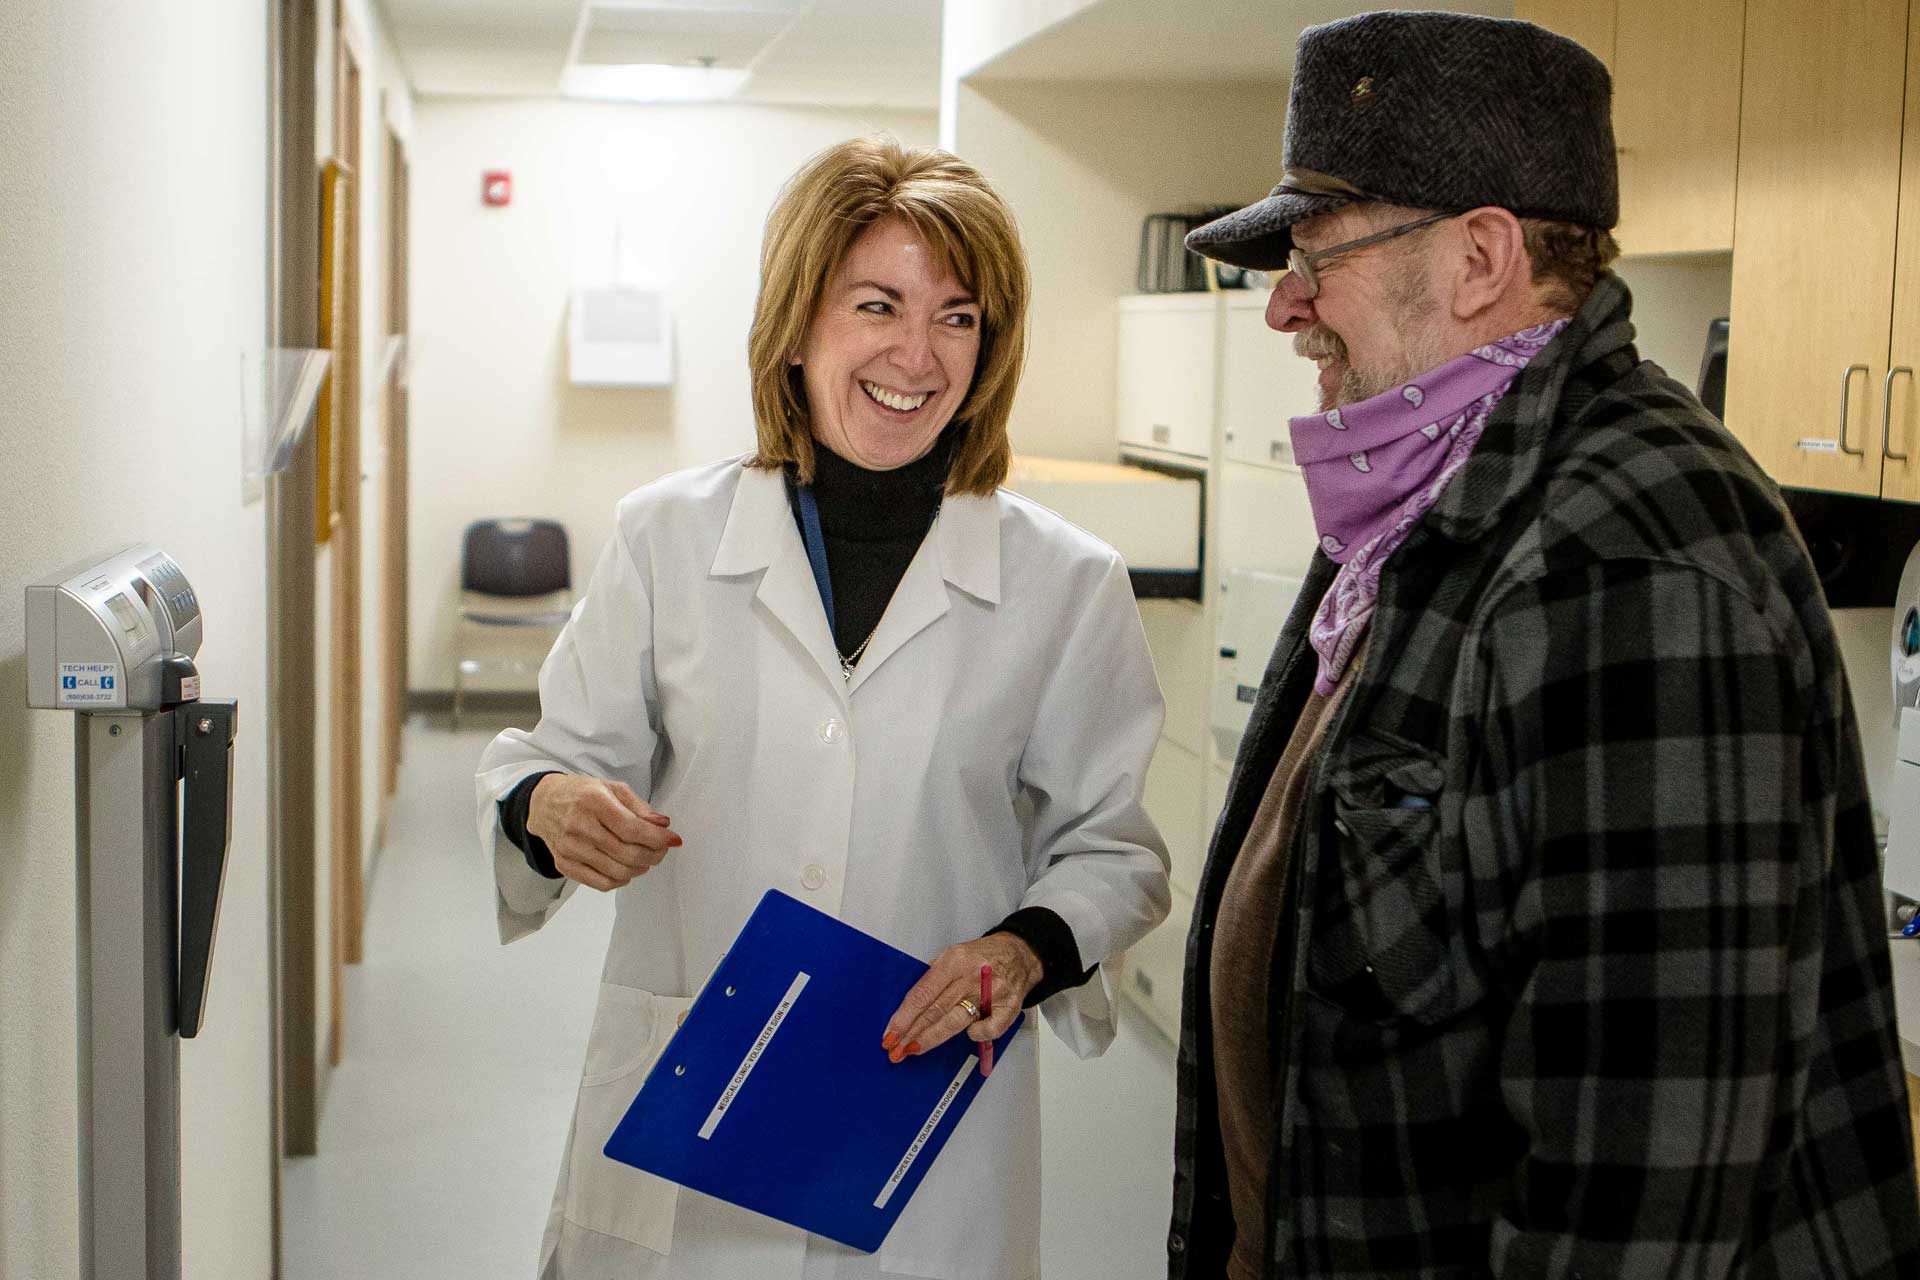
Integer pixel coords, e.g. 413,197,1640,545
882,1031,899,1051
906,1041,921,1056
668,835,683,847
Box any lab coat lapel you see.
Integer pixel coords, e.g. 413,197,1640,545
710,464,846,695
845,491,1000,696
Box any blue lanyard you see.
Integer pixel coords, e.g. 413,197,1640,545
795,485,835,628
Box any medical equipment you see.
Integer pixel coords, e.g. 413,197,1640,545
26,544,237,1280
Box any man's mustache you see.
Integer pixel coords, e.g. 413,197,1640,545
1294,325,1347,363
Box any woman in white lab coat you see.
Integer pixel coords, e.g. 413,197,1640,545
475,136,1170,1280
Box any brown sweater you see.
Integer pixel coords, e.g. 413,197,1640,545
1209,653,1361,1280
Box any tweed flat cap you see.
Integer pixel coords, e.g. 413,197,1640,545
1188,10,1617,270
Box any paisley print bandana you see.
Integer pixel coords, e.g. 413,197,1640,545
1289,320,1569,694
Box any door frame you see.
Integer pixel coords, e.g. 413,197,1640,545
330,3,368,1027
381,119,410,816
269,0,323,1179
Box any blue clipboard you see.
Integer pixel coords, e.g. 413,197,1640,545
603,889,1023,1253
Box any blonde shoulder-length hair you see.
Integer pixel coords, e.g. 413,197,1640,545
746,136,1030,495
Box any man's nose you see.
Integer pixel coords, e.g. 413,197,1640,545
1266,274,1316,333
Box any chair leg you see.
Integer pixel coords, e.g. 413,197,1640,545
451,659,464,731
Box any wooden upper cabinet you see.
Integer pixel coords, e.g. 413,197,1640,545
1514,0,1616,71
1726,0,1908,497
1519,1,1741,255
1885,8,1920,503
1611,0,1743,255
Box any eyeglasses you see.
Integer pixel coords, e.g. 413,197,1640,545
1285,211,1454,300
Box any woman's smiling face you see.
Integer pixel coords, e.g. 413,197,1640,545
794,217,982,471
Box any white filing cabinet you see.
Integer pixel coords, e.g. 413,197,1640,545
1137,599,1212,758
1221,290,1317,471
1144,738,1206,898
1209,569,1305,760
1117,294,1218,460
1113,289,1326,1045
1004,456,1202,576
1124,885,1195,1044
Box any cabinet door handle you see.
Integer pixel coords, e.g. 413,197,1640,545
1885,367,1914,462
1840,363,1869,456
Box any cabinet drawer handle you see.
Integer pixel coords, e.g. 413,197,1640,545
1885,367,1914,462
1839,364,1869,457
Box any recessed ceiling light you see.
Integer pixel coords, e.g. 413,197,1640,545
562,62,751,102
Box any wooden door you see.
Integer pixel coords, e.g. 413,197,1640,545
331,15,367,1042
1883,8,1920,502
382,128,410,804
1513,0,1616,70
1726,0,1907,496
1611,0,1744,255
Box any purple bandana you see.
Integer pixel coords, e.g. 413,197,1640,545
1290,320,1569,695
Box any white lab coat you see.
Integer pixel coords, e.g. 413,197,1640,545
476,456,1170,1280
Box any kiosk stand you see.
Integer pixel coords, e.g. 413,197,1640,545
26,545,237,1280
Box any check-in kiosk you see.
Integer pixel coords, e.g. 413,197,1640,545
26,545,237,1280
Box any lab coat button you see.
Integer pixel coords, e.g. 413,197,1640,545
801,864,828,891
1168,1232,1186,1255
820,718,846,744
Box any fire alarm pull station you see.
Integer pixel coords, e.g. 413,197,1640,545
483,170,512,206
26,544,238,1280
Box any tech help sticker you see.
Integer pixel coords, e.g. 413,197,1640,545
58,662,122,707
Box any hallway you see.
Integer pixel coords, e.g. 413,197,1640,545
281,716,1181,1279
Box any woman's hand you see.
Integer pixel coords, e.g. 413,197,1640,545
527,774,681,892
881,932,1043,1064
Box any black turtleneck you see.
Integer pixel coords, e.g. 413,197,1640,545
787,432,952,662
497,435,1093,1008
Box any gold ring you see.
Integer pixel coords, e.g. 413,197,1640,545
956,997,982,1021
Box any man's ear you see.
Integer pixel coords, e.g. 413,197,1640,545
1446,207,1530,322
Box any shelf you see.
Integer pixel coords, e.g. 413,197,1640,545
1006,454,1203,589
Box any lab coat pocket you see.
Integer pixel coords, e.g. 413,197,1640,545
565,983,693,1255
1309,735,1457,1026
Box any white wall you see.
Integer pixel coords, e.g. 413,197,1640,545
347,0,414,882
951,78,1284,462
938,0,1102,141
0,3,273,1276
1613,252,1732,390
407,99,937,690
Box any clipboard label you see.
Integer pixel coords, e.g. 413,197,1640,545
698,971,810,1140
873,1057,976,1209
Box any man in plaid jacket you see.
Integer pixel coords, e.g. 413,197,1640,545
1170,12,1920,1278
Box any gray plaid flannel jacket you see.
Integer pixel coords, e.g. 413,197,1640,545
1168,276,1920,1278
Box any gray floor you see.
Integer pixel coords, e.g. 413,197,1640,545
282,716,1180,1279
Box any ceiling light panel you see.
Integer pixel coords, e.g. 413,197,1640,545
576,0,809,68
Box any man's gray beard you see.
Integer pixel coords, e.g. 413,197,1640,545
1297,318,1450,410
1295,261,1448,408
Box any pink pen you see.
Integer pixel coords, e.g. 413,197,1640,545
979,964,994,1078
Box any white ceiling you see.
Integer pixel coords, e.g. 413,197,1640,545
380,0,943,108
377,0,1516,107
971,0,1512,85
